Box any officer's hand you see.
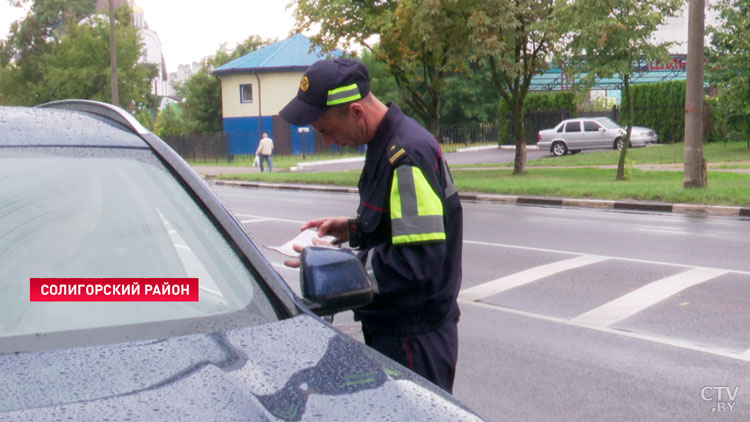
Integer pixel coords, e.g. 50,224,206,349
300,216,350,244
283,237,337,268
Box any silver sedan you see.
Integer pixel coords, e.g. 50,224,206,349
537,117,658,156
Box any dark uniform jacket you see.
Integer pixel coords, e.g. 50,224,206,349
352,104,463,335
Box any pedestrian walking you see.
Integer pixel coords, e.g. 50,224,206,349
280,58,463,393
255,132,274,172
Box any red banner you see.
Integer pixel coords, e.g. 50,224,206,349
30,278,199,302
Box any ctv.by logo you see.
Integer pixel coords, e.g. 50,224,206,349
701,386,739,412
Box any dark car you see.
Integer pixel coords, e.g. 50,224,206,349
0,100,483,421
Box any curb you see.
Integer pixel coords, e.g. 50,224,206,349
213,179,750,218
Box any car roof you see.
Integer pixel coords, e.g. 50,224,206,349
0,101,148,148
560,117,610,123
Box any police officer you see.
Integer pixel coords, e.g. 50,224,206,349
280,58,463,393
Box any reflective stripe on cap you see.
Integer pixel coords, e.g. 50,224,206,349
327,83,362,106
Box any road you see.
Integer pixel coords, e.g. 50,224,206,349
212,185,750,421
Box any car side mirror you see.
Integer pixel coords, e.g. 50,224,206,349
299,246,374,316
599,127,606,132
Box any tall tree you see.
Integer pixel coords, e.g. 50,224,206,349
174,35,272,134
467,0,566,174
706,0,750,149
558,0,682,181
0,0,156,107
291,0,473,136
35,12,156,106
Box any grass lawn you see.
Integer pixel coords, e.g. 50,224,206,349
220,166,750,206
482,141,750,168
188,152,364,169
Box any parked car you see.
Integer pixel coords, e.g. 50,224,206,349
537,117,658,156
0,100,484,421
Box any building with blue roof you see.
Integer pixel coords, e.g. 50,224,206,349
212,34,340,156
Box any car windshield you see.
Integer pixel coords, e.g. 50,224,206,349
0,147,279,346
596,117,621,129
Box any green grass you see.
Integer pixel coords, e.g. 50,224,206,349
453,168,750,205
188,152,364,169
219,167,750,206
222,170,361,186
479,141,750,168
209,140,750,207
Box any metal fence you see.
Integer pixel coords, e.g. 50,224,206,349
161,132,364,163
161,133,231,163
163,105,673,162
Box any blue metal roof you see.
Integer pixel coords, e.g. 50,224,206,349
212,34,339,76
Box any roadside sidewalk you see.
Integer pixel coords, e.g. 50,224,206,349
210,179,750,219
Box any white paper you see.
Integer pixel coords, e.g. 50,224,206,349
265,229,336,257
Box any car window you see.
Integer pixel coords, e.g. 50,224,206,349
565,121,581,132
0,147,279,344
583,121,600,132
596,117,621,129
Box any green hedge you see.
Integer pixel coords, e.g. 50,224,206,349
499,92,577,143
621,80,685,143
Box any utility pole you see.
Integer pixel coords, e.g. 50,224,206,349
684,0,706,187
108,0,119,106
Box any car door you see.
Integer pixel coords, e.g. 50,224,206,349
583,120,606,149
564,121,584,149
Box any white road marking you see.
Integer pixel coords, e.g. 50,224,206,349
235,213,306,225
459,255,608,301
462,299,750,363
463,239,750,275
571,267,728,327
636,227,693,236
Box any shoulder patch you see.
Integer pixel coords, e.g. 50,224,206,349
387,136,407,167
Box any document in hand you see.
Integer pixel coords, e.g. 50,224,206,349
265,229,336,257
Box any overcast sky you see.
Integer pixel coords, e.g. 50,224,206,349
0,1,300,73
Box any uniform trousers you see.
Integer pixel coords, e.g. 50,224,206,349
362,315,459,393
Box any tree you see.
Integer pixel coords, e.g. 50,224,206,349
707,0,750,149
291,0,473,135
467,0,566,174
174,36,271,134
36,12,156,107
174,66,222,133
0,1,156,108
558,0,682,180
153,103,186,138
360,48,400,106
440,63,501,126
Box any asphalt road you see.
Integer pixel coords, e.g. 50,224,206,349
212,185,750,421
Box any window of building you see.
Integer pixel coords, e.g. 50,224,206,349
240,84,253,103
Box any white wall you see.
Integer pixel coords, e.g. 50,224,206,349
219,70,305,118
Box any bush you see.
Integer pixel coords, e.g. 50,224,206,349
621,80,685,143
499,92,577,144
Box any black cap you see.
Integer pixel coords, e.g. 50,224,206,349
280,58,370,126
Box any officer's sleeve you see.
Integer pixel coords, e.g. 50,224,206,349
389,165,446,245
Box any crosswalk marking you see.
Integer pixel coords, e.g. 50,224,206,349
462,299,750,363
571,267,728,327
459,255,608,302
